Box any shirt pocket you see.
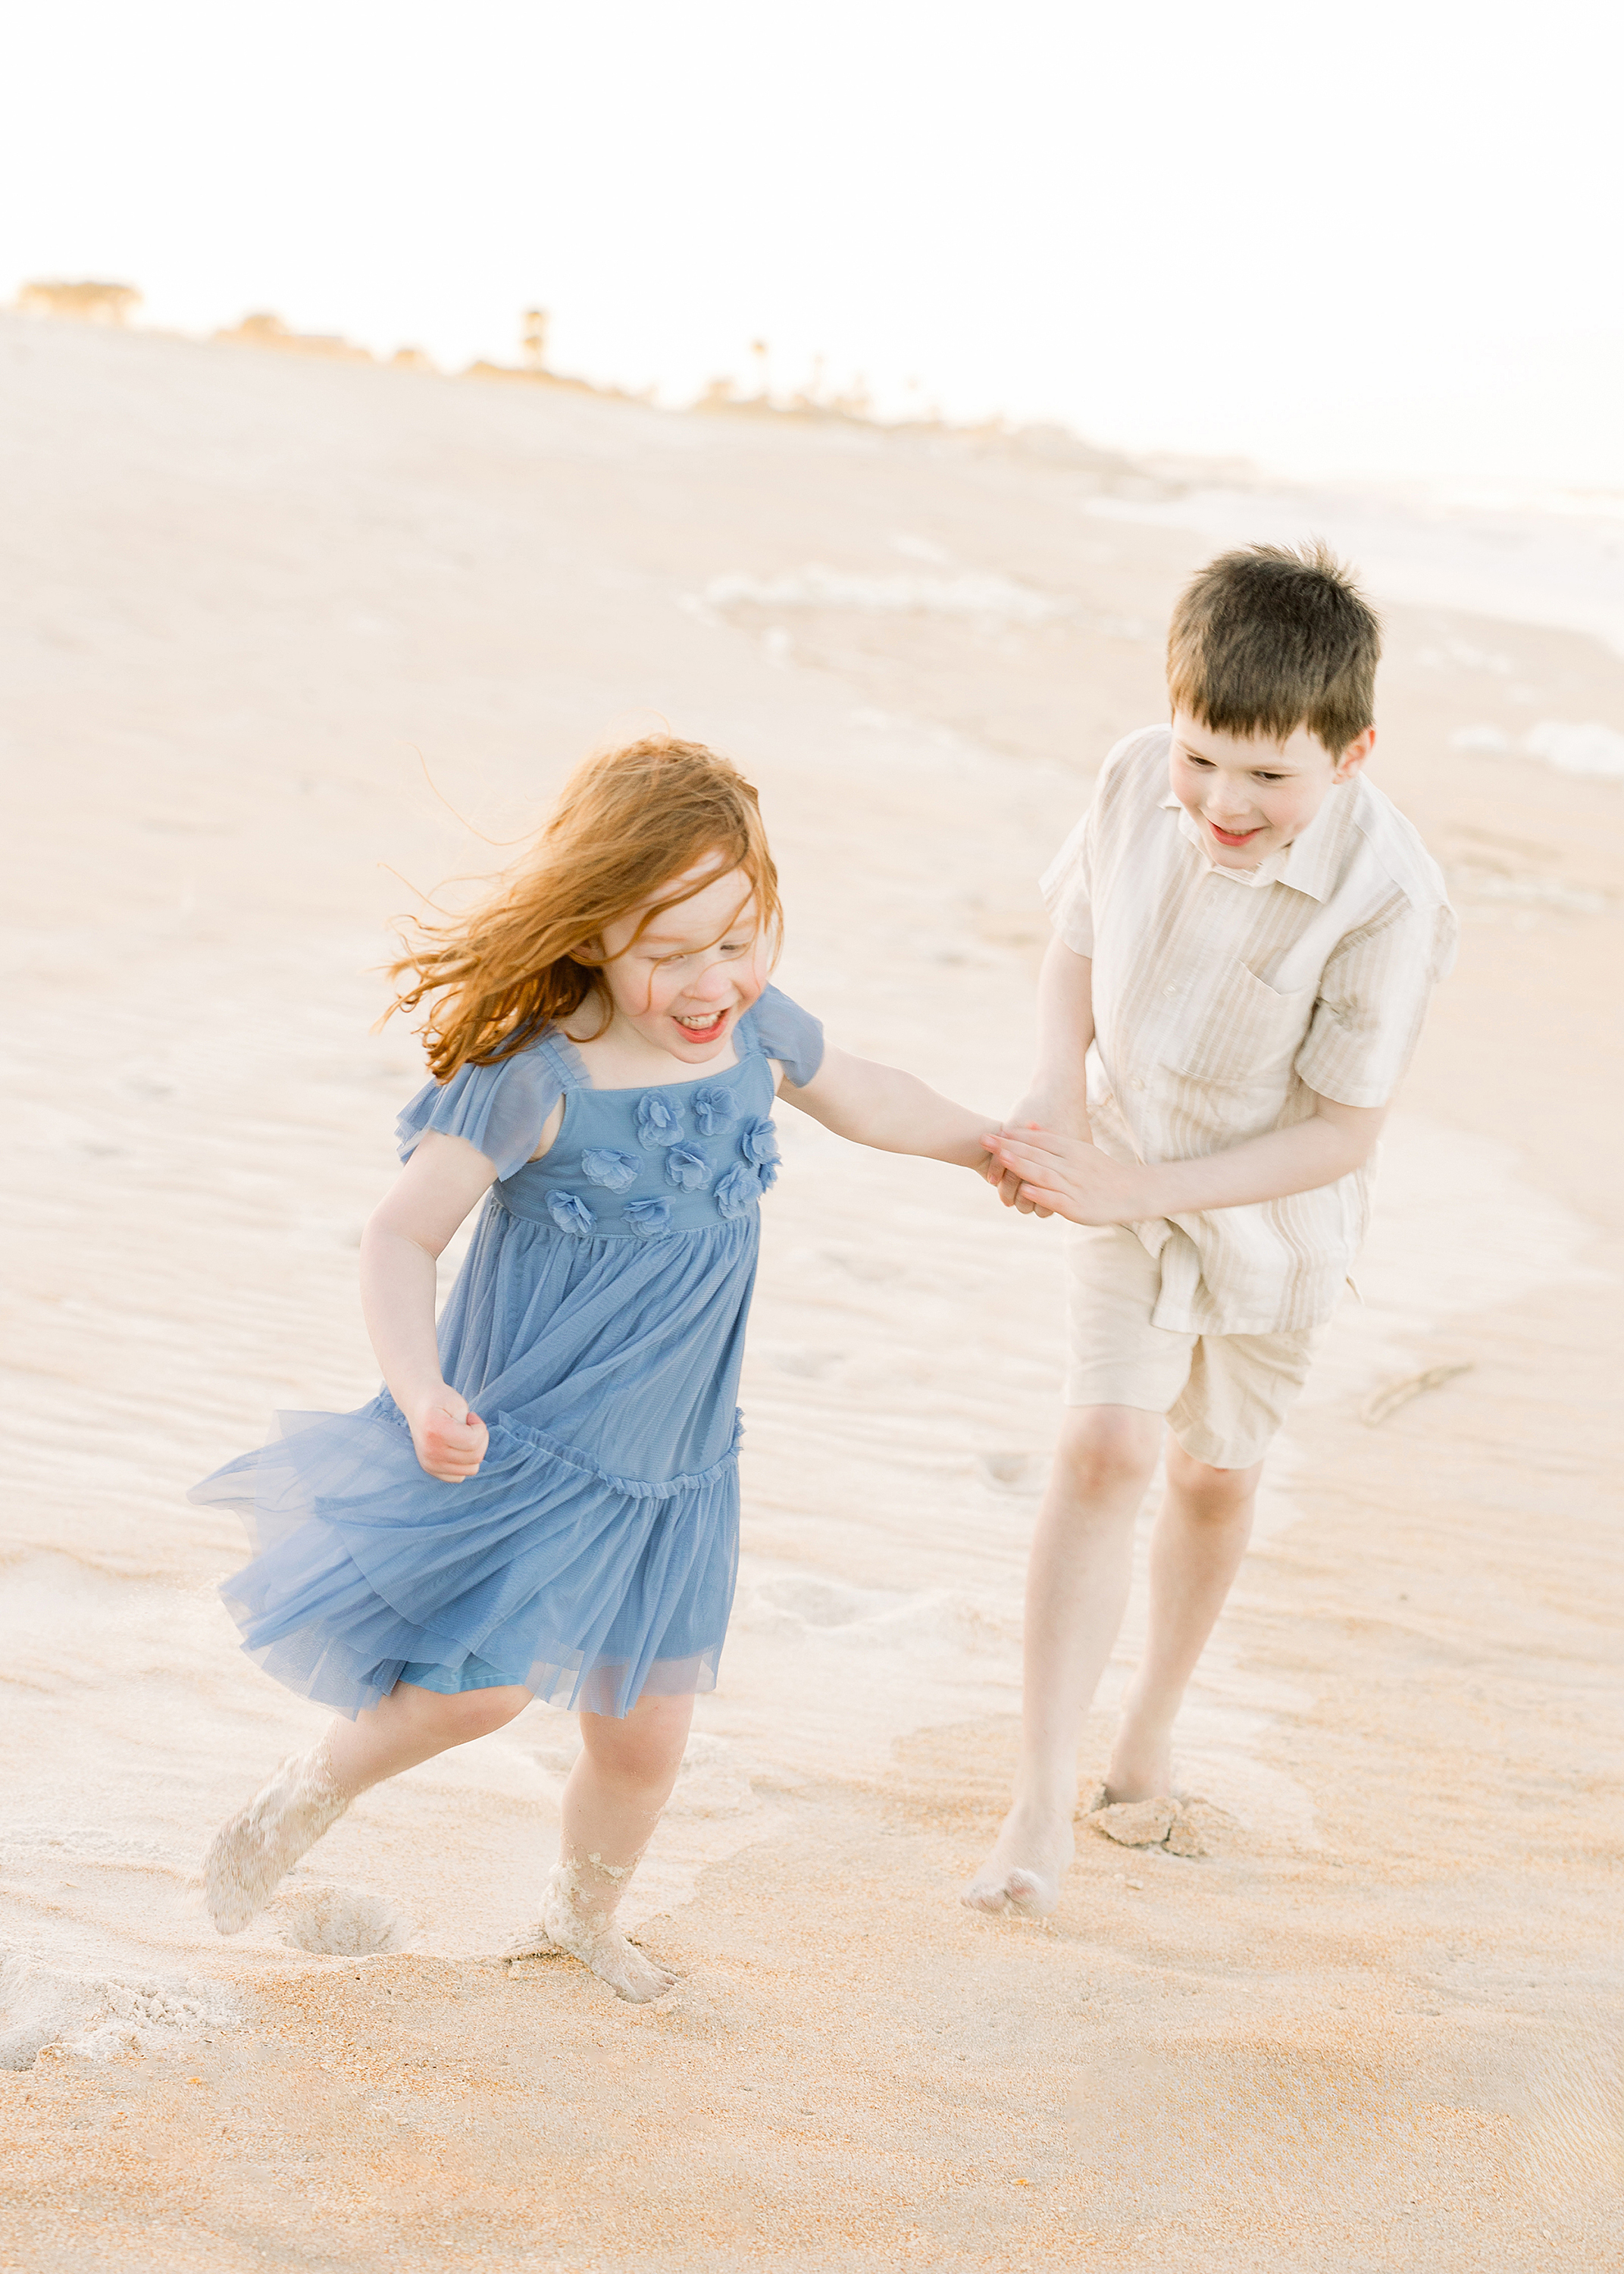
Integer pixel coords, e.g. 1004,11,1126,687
1164,959,1315,1089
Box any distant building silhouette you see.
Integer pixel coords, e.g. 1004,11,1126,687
214,312,371,363
18,280,140,324
521,310,550,371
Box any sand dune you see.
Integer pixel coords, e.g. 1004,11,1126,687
2,312,1621,2270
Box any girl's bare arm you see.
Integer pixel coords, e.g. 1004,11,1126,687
359,1132,498,1481
778,1045,997,1170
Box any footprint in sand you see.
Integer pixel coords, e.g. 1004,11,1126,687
270,1885,410,1956
1085,1793,1241,1859
978,1450,1044,1494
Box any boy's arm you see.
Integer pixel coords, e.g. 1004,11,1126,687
778,1045,997,1170
984,1093,1385,1225
1012,937,1094,1133
990,937,1095,1212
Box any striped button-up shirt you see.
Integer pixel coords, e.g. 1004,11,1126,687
1040,726,1458,1333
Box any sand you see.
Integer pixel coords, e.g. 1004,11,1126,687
2,312,1621,2271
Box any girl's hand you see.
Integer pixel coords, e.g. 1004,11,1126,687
982,1135,1048,1215
408,1386,490,1482
981,1125,1150,1227
982,1095,1090,1217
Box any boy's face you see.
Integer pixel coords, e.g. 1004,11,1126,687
1169,711,1375,870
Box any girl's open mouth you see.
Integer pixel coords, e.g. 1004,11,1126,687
673,1010,728,1044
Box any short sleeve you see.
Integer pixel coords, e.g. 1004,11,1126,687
749,983,825,1088
1037,725,1159,957
1295,897,1458,1109
395,1042,566,1180
1039,805,1096,955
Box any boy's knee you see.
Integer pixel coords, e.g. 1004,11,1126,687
1053,1405,1162,1501
1166,1439,1261,1518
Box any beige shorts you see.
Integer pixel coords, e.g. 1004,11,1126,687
1063,1223,1319,1470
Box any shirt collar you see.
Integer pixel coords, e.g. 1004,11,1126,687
1160,784,1348,901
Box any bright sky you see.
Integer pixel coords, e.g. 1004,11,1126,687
5,0,1622,488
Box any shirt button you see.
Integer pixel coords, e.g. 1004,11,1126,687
1164,984,1178,998
1131,1076,1145,1092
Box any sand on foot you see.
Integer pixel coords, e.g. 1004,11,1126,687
505,1860,682,2003
202,1743,352,1935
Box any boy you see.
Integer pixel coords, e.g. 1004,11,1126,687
964,542,1457,1918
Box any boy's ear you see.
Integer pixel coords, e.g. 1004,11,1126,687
1333,726,1376,784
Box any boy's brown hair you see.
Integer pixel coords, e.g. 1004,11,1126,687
1166,540,1380,756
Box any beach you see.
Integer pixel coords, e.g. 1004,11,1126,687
2,310,1620,2269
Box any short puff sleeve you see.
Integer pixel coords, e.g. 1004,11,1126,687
749,983,825,1088
395,1042,565,1181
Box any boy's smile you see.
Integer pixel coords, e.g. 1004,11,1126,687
1169,709,1375,869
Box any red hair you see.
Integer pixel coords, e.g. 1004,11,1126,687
386,737,781,1082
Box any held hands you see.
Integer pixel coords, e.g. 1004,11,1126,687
981,1123,1151,1227
980,1092,1089,1218
408,1384,490,1483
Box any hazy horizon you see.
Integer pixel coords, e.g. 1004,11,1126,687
5,0,1622,494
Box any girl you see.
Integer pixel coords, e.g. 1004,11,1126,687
192,736,993,2002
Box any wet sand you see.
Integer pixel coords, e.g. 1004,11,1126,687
2,312,1621,2270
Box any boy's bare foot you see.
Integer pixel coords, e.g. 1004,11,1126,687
960,1807,1074,1918
204,1740,350,1934
1101,1718,1173,1805
506,1863,681,2004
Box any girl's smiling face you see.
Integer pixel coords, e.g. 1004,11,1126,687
593,860,769,1063
1169,709,1374,869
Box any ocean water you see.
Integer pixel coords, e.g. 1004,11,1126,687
1087,476,1624,693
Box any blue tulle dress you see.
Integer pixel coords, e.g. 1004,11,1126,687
189,985,825,1720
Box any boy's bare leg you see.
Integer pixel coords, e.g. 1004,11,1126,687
508,1690,693,2003
1104,1441,1261,1801
961,1405,1161,1917
205,1682,531,1932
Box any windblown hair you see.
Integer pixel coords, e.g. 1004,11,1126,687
1166,541,1381,756
387,737,782,1081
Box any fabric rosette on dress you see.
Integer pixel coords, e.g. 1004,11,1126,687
690,1086,736,1135
636,1093,685,1150
665,1145,711,1192
580,1148,640,1192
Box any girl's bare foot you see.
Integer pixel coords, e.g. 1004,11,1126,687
506,1860,681,2003
1103,1716,1174,1805
960,1806,1075,1918
204,1740,350,1934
